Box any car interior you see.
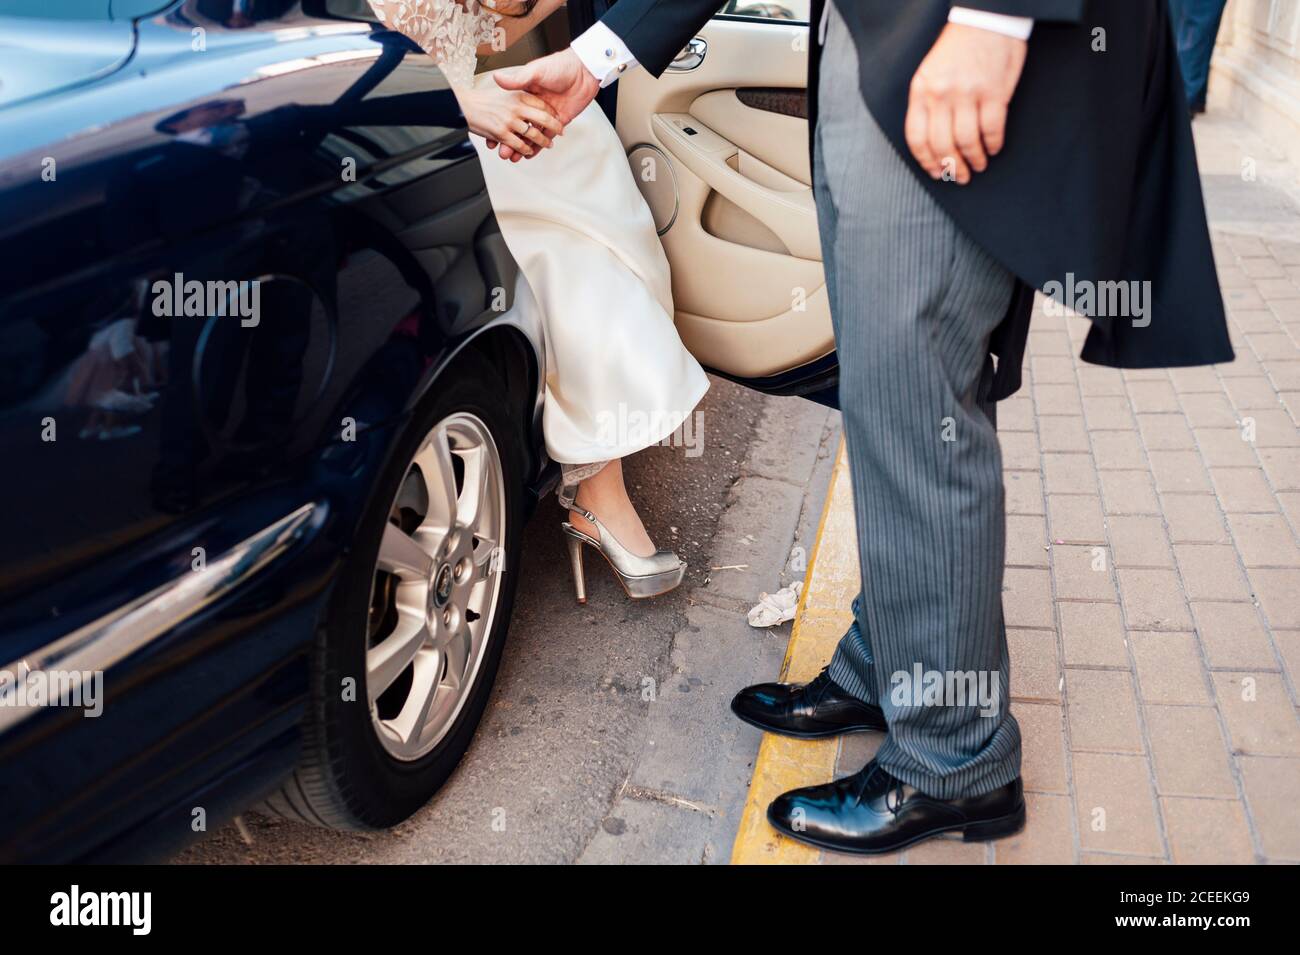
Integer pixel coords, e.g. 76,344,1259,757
480,2,834,384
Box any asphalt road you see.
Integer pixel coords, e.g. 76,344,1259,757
175,376,838,864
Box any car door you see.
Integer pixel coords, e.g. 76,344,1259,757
0,0,522,861
612,2,835,400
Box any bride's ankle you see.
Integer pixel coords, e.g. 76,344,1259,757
569,481,655,557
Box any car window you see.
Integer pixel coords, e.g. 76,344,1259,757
0,0,110,17
310,0,378,20
716,0,808,24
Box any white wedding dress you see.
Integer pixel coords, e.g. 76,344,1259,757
367,0,708,482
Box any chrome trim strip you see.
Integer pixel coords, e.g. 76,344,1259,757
0,503,319,736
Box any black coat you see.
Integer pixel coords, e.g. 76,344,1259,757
600,0,1234,399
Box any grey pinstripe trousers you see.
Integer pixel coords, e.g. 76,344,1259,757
816,1,1021,800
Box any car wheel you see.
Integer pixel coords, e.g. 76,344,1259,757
267,352,525,829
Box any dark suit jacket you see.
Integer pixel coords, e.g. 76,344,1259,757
598,0,1234,400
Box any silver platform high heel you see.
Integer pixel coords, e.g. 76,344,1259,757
562,504,686,603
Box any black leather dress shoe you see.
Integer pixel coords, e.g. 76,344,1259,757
767,760,1025,855
730,669,887,738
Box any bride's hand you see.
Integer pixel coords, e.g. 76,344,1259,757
455,85,561,159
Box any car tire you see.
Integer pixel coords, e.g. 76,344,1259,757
267,351,526,830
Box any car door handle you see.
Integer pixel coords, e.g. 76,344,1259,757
668,37,707,71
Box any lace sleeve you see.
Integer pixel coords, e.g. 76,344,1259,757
367,0,499,88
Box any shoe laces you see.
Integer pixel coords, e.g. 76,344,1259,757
804,668,834,704
852,762,906,814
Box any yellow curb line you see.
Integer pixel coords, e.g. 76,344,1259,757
730,438,859,864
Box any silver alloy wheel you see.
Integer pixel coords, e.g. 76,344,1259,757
366,412,506,762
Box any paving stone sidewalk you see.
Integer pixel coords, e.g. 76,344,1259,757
753,112,1300,864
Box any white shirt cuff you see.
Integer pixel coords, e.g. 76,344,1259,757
571,22,640,88
948,7,1034,40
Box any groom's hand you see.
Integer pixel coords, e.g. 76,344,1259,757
489,48,600,160
905,23,1028,185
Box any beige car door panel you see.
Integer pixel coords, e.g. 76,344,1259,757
690,89,811,186
652,112,820,260
616,17,833,380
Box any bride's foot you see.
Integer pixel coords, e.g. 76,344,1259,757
568,459,656,557
561,459,685,602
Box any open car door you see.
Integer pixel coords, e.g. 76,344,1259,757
613,2,835,401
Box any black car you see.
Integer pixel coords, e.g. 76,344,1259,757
0,0,834,862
